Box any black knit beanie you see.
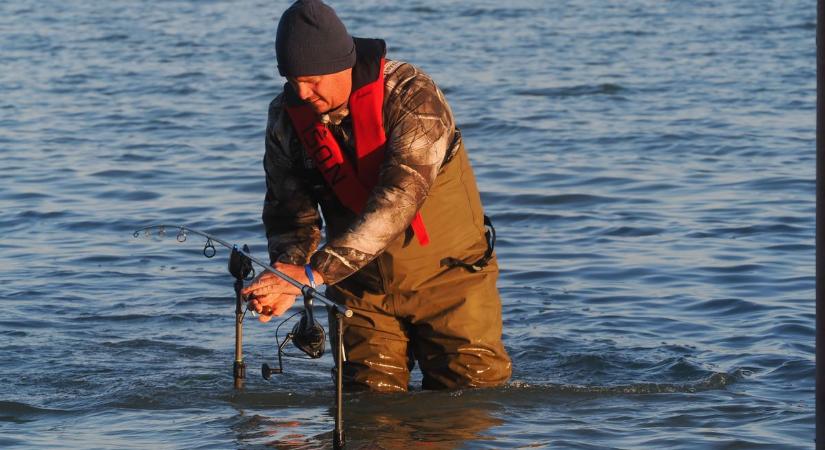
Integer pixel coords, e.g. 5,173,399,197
276,0,356,77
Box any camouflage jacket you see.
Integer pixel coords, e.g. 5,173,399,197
262,43,460,285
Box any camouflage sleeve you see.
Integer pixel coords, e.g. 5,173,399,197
262,95,322,265
310,62,455,284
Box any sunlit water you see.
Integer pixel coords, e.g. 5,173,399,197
0,0,814,448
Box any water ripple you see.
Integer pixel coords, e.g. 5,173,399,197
0,0,813,447
515,83,627,98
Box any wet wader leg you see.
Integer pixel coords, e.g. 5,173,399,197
327,284,414,393
404,260,512,390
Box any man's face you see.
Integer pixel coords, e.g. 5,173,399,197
288,68,353,114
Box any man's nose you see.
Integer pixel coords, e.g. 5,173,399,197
296,83,313,100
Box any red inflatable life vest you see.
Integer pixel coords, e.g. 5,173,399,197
285,58,430,246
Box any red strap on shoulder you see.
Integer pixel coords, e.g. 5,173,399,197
349,59,386,188
410,213,429,245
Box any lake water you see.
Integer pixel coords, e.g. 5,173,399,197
0,0,815,448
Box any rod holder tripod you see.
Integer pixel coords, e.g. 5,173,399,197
333,310,345,449
228,244,254,390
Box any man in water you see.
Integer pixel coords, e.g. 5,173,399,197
242,0,511,392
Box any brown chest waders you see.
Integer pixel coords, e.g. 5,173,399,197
326,141,512,391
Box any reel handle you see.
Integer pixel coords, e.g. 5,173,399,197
261,363,282,380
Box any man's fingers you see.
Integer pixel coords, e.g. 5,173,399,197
269,296,292,317
248,293,297,321
241,282,266,296
244,284,271,297
243,281,290,298
241,271,303,298
241,272,278,296
272,301,293,317
247,293,295,314
254,301,273,322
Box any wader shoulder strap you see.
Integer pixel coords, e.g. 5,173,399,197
440,215,496,273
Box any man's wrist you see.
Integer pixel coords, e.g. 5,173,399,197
271,252,306,266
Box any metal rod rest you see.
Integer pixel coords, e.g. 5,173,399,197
233,277,246,390
334,311,345,449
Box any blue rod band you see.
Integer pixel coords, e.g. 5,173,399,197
304,264,316,288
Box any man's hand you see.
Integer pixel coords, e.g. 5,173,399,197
241,262,324,323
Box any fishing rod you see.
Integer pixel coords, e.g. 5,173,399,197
133,224,349,316
133,224,350,449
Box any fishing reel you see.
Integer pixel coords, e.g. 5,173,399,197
291,303,326,359
262,295,326,379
